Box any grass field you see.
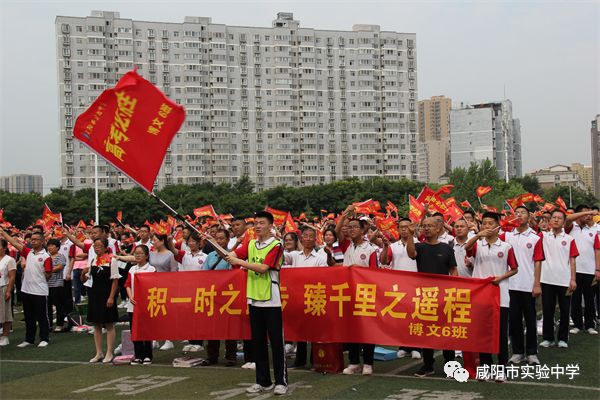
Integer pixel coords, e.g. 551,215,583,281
1,304,598,400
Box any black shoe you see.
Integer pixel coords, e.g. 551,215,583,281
414,366,435,377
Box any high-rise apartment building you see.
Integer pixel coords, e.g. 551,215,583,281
0,174,43,194
55,11,419,192
418,95,450,142
571,163,593,193
449,100,522,181
591,115,600,197
418,137,449,183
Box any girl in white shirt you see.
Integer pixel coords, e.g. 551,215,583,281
0,239,16,346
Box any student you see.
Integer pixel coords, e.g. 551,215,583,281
465,212,519,381
46,239,67,333
500,206,544,366
0,239,16,346
564,205,600,334
57,233,74,316
134,225,153,251
319,228,344,266
124,245,156,365
380,218,421,360
539,210,579,348
335,204,378,375
406,217,458,377
284,227,327,370
0,229,52,348
225,211,287,395
201,229,237,367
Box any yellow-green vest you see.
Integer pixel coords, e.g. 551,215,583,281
246,239,283,301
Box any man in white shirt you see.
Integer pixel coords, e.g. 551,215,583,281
228,217,248,251
564,205,600,334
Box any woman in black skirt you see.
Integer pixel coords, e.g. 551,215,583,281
81,237,120,364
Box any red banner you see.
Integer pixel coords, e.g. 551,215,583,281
74,70,185,193
133,268,500,353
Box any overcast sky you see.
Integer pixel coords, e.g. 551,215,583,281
1,1,598,194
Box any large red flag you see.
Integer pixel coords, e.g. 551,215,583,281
416,186,436,204
476,186,492,198
353,199,380,215
408,195,425,223
74,70,185,193
265,207,288,225
428,195,448,215
284,213,296,234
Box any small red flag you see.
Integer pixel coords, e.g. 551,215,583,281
284,213,296,234
0,208,4,222
408,195,425,224
533,195,544,202
74,70,185,193
241,227,258,245
520,193,534,203
555,196,567,210
194,205,218,220
543,203,556,212
499,217,521,232
416,186,436,204
265,207,288,225
353,199,381,215
298,213,307,221
116,211,123,222
460,200,472,209
506,197,524,211
429,195,448,214
447,203,464,224
76,231,86,242
434,185,454,197
476,186,492,198
76,220,87,229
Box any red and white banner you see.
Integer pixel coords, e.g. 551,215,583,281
133,267,500,353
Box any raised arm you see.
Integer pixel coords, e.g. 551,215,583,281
0,228,23,253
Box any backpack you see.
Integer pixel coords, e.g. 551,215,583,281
66,312,83,329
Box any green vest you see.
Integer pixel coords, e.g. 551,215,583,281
246,239,283,301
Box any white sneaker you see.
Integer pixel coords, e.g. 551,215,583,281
17,341,34,348
274,385,288,395
117,301,127,309
246,362,256,370
455,350,463,358
152,340,160,349
189,345,203,352
237,341,244,351
114,344,122,355
182,344,193,352
509,354,525,364
587,328,598,335
558,341,568,348
285,343,295,354
537,321,543,336
246,384,274,393
362,364,373,375
527,355,540,365
0,336,9,346
87,327,95,334
539,340,555,347
397,350,409,358
411,350,421,359
343,364,361,375
241,362,252,369
38,341,49,348
570,327,581,334
101,328,107,334
160,340,174,350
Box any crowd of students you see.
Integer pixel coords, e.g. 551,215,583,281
0,201,599,391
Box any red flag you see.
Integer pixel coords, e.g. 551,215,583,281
428,195,448,215
533,195,544,202
386,201,398,216
298,213,307,221
284,213,296,234
543,203,556,212
73,70,185,193
97,253,112,265
320,210,328,213
75,231,86,242
90,219,95,226
353,199,380,215
194,205,218,220
0,208,4,222
265,207,288,225
218,214,234,221
506,197,523,211
110,222,116,228
447,203,464,224
444,197,457,208
460,200,472,209
173,230,184,244
487,206,498,213
555,196,567,210
316,230,324,246
374,217,397,233
520,193,534,203
42,204,61,229
116,211,123,222
167,215,177,229
241,227,258,245
476,186,492,198
434,185,454,197
416,186,436,204
499,217,521,231
408,195,425,223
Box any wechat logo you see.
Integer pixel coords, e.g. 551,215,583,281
444,361,469,382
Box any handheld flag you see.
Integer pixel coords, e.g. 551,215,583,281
555,196,567,210
0,208,4,222
434,185,454,197
73,70,185,193
116,211,123,223
533,195,544,203
460,200,472,209
284,213,297,234
265,207,288,225
543,203,556,212
520,193,534,203
193,205,218,220
506,197,523,211
408,195,425,224
476,186,492,198
416,186,436,204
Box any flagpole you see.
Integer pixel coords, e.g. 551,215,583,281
94,156,99,225
149,192,228,258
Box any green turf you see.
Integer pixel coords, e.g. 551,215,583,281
0,303,598,399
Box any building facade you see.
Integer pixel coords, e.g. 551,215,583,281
449,101,522,180
55,11,419,192
418,137,449,183
418,95,450,142
591,115,600,198
0,174,43,194
571,163,593,193
527,164,586,193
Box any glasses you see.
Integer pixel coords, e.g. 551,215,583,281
347,226,361,230
422,224,437,229
93,244,105,248
399,226,410,230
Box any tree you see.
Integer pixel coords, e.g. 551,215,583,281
510,176,542,196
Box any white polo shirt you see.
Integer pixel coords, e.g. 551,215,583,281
174,250,207,272
20,247,53,296
450,238,473,278
387,238,418,272
500,227,545,292
339,238,378,268
134,238,154,252
565,222,600,275
540,231,579,287
283,249,328,268
468,238,518,308
58,238,73,280
438,231,455,244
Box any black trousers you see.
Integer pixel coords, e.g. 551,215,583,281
63,279,73,315
480,307,509,367
249,305,287,387
11,272,22,305
542,283,571,342
423,349,454,369
348,343,375,366
243,340,254,363
571,273,597,330
22,292,50,343
48,286,65,328
509,290,538,355
129,312,152,360
207,340,237,363
295,342,314,367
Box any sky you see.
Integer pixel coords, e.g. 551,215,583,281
1,0,598,194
